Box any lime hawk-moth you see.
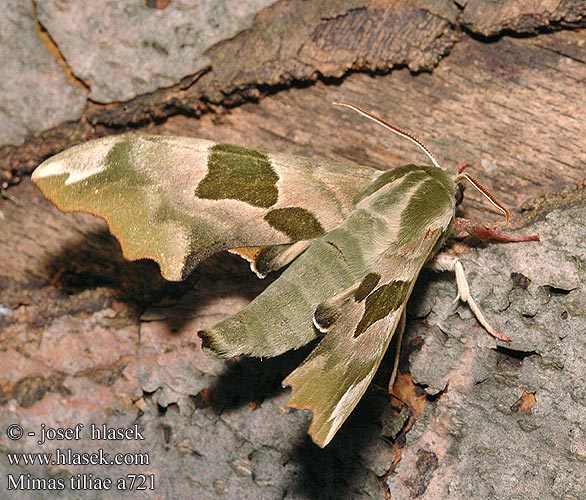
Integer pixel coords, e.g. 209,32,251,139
32,104,538,447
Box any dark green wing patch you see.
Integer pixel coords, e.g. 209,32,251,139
195,144,278,208
354,280,411,337
264,207,325,240
354,273,381,302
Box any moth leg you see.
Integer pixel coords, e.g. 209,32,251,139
389,308,406,391
455,217,539,243
428,253,511,343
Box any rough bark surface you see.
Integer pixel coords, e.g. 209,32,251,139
2,0,585,176
0,0,585,498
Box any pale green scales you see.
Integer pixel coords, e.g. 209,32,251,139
33,132,458,447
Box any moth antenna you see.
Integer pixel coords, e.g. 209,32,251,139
456,173,510,220
334,102,511,220
333,102,442,169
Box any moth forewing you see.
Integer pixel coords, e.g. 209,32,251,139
32,134,379,281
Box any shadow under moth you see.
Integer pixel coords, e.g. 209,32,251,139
32,103,538,447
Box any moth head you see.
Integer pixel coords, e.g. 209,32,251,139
334,102,511,220
455,181,465,208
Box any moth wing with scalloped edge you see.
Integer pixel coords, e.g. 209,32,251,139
32,134,380,280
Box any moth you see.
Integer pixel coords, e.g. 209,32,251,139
32,104,538,447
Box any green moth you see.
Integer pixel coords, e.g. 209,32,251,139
32,104,537,447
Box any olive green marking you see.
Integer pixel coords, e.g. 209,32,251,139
354,273,381,302
264,207,324,240
354,280,411,337
195,143,278,208
370,171,433,215
354,164,418,204
355,165,454,206
398,176,453,241
153,196,222,278
36,140,152,211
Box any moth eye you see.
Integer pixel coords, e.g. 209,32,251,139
455,183,465,207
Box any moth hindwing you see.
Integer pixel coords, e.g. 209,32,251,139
33,105,530,447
